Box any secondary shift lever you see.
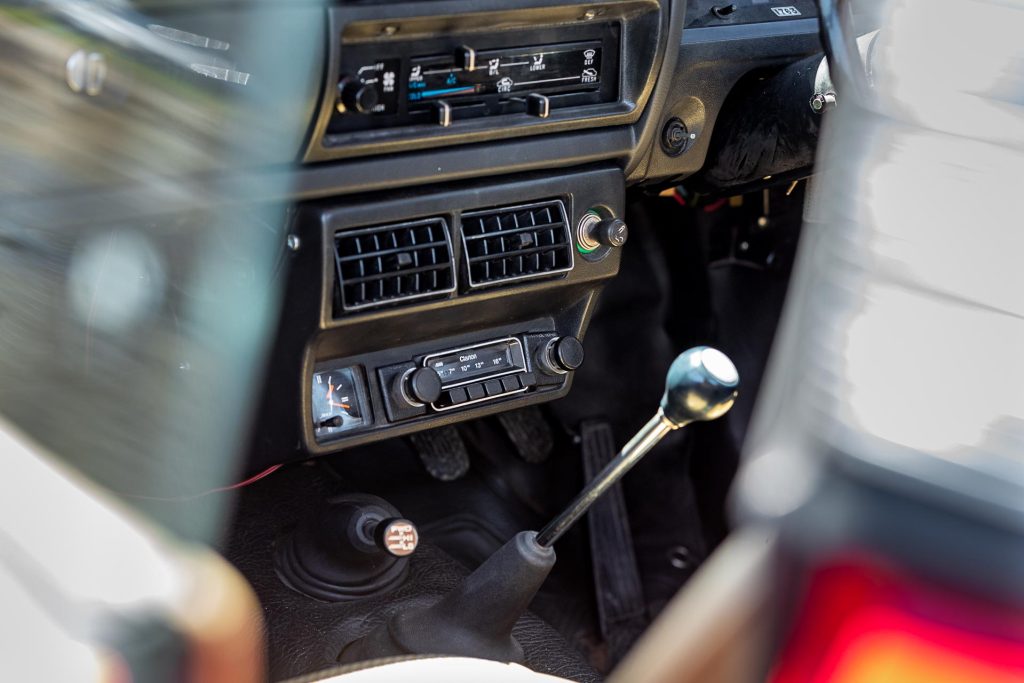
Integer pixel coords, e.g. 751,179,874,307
339,347,739,664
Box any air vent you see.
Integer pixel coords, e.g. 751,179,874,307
334,218,456,313
460,200,574,289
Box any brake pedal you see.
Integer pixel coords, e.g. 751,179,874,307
409,426,470,481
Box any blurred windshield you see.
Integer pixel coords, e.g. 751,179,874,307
0,1,323,542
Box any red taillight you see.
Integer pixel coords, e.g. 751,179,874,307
770,558,1024,683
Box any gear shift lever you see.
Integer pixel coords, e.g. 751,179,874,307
537,346,738,547
339,347,739,664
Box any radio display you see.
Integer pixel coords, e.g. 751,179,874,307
425,338,527,387
408,42,602,103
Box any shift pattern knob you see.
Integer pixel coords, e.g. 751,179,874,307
660,346,739,427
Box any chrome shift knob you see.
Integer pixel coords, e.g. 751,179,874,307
661,346,739,427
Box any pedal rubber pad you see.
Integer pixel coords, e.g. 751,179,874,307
581,420,648,663
409,426,470,481
497,406,554,463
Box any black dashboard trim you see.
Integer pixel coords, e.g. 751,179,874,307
681,17,820,45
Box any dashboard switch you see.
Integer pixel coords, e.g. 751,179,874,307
577,212,628,253
455,45,477,72
594,218,628,248
337,76,380,114
712,4,737,18
660,117,693,157
526,93,551,118
435,100,452,127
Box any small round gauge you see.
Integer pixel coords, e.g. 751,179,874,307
312,366,368,441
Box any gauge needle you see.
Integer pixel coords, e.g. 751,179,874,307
325,381,349,409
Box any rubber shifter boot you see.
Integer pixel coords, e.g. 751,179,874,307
581,420,647,663
338,531,555,664
275,493,418,601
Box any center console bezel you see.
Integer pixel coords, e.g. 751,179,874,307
277,166,625,458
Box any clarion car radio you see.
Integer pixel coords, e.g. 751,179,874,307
304,3,661,161
372,332,581,427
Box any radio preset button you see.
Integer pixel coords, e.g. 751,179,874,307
466,383,486,401
484,379,504,397
446,386,469,405
501,376,521,392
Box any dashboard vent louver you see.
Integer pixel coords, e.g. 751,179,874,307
334,218,456,313
460,200,574,289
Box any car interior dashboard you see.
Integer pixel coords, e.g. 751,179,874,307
211,0,823,472
0,1,841,679
0,0,823,484
10,4,1024,683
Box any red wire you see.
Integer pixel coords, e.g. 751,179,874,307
122,464,283,502
206,464,283,493
703,198,728,213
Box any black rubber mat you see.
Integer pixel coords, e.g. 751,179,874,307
581,420,647,663
409,425,471,481
498,406,555,463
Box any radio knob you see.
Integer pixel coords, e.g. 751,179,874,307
537,336,585,376
337,77,379,114
405,367,443,404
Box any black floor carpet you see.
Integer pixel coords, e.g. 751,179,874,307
224,460,600,682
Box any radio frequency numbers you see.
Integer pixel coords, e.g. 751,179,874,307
425,339,526,387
